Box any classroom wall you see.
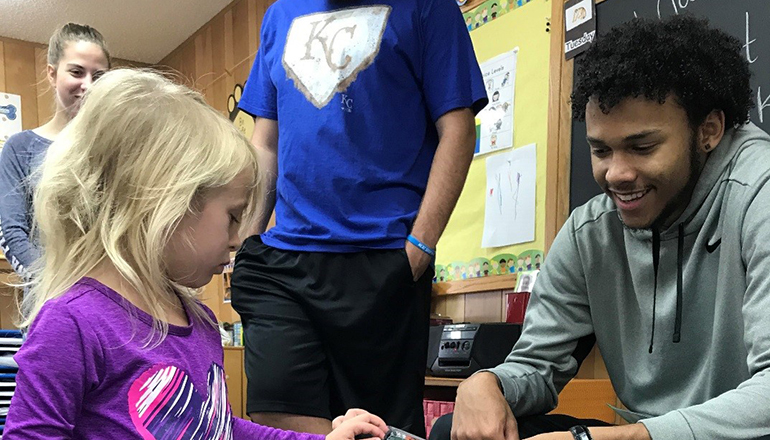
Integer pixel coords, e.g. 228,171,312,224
155,0,608,378
0,36,146,131
158,0,274,118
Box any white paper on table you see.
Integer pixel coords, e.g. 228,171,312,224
482,143,536,248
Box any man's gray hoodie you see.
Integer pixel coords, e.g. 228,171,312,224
489,122,770,440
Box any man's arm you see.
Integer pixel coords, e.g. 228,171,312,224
244,117,278,239
406,107,476,279
528,425,651,440
452,214,597,440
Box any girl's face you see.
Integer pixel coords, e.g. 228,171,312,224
48,40,109,119
165,171,252,288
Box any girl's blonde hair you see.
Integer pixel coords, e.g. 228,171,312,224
21,69,261,342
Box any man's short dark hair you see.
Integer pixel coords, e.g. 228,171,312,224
572,14,753,130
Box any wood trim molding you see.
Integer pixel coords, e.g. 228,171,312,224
432,273,517,296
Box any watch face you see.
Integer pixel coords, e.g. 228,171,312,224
456,0,467,5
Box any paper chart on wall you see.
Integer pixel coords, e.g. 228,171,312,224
482,143,536,248
475,48,517,157
0,94,22,151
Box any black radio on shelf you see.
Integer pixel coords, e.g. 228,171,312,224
427,323,522,378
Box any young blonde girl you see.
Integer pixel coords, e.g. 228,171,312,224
4,69,387,440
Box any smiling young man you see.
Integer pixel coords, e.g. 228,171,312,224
429,15,770,440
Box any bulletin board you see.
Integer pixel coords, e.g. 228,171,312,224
435,0,551,286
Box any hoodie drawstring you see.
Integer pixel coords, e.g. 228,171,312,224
649,224,684,354
673,223,684,343
649,228,660,354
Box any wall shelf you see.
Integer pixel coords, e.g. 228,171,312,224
432,274,517,296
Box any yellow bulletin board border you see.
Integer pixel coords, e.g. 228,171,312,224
435,0,553,293
462,0,535,32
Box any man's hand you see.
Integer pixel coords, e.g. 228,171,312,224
405,240,433,281
452,372,519,440
329,409,388,440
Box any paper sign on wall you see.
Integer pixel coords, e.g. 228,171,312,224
0,94,22,151
482,143,536,248
564,0,596,60
475,48,517,157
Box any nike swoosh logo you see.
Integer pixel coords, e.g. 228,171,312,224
706,239,721,253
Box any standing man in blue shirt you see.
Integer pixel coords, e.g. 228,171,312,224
232,0,487,436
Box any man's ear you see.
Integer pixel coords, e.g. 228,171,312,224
698,109,726,153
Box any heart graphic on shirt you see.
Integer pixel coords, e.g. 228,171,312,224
128,363,233,440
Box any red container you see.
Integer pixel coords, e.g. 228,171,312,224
505,292,531,324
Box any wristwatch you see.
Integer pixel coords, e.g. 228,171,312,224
569,425,593,440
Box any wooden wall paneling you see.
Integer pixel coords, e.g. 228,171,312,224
195,27,215,92
233,0,251,67
248,0,260,55
231,1,254,90
4,41,39,129
200,274,224,316
209,14,229,115
0,271,20,330
160,52,181,81
223,9,237,111
182,43,199,88
0,42,6,91
35,47,54,126
223,348,244,418
463,291,503,323
432,294,466,323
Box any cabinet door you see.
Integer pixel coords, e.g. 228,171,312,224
224,347,244,419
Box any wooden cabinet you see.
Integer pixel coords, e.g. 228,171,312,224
0,259,21,330
224,346,247,419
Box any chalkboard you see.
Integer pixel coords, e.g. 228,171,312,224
569,0,770,211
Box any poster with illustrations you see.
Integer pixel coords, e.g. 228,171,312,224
462,0,534,32
482,143,536,248
433,249,542,283
476,49,517,157
0,94,22,151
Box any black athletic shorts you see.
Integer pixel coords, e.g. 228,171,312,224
231,236,433,436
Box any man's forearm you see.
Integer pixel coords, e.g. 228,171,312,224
410,108,476,247
249,147,277,237
589,424,651,440
245,117,280,238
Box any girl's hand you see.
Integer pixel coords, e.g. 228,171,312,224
328,409,388,440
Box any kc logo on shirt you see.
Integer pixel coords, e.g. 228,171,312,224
282,6,391,108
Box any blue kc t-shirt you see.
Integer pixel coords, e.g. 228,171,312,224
239,0,487,252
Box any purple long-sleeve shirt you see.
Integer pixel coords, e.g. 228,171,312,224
4,277,326,440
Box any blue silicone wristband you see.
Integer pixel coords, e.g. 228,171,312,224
407,234,436,257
